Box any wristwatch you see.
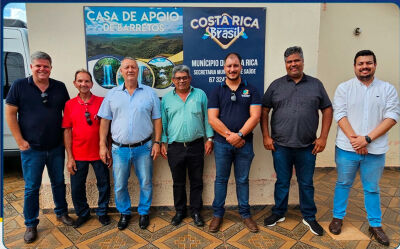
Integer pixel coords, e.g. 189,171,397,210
365,136,372,144
154,141,161,145
207,137,214,142
237,131,244,138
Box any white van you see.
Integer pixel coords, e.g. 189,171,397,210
3,18,31,156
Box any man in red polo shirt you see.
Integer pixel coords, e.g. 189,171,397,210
62,69,111,228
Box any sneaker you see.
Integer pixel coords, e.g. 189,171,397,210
264,214,285,227
303,219,324,236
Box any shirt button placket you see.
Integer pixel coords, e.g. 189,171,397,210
362,87,369,134
129,96,134,141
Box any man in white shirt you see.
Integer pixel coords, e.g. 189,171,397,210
330,50,400,246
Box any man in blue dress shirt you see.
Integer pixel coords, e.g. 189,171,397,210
98,57,162,230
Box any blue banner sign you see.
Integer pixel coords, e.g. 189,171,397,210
84,6,265,97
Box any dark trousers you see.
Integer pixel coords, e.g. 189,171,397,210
167,138,205,215
71,160,110,217
272,144,317,220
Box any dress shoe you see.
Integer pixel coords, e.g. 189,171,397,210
369,226,390,246
73,214,91,228
139,215,150,229
171,212,187,226
191,213,204,227
117,214,131,230
57,214,74,226
329,218,343,235
24,226,37,244
243,217,259,233
209,217,222,233
98,215,111,226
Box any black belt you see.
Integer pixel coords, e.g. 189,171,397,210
171,137,203,147
112,136,152,148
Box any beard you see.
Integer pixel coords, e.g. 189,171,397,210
359,74,373,81
358,69,374,81
226,73,240,81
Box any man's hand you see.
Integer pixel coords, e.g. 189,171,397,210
312,137,327,155
263,136,275,151
350,135,368,150
151,143,160,160
66,158,77,175
355,147,368,155
225,131,245,148
205,140,214,155
161,143,168,159
106,149,113,168
100,144,112,167
17,139,30,151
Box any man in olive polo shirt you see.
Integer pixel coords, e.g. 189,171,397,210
160,64,214,227
261,46,333,236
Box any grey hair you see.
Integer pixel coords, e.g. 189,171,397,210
122,56,136,62
31,51,52,65
172,64,191,78
120,57,138,69
284,46,304,61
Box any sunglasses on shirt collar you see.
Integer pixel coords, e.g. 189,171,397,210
41,92,48,105
230,91,236,102
85,111,93,126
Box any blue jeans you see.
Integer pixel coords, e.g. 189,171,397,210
112,140,153,215
20,145,68,227
272,144,317,220
212,141,254,218
333,147,385,227
70,160,110,217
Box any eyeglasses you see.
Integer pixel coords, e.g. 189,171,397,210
41,92,48,105
85,111,93,126
174,76,189,81
230,91,236,102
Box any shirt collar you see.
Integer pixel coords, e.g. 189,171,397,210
285,73,308,84
28,76,53,89
355,77,377,87
173,86,194,95
76,93,94,105
119,82,143,91
221,79,247,88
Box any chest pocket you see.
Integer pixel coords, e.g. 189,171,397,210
189,99,202,115
369,91,386,114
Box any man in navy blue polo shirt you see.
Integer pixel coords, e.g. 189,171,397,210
208,53,261,233
261,46,333,236
5,51,73,244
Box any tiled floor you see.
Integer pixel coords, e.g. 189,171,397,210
3,164,400,248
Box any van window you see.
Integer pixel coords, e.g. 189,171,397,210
3,52,25,99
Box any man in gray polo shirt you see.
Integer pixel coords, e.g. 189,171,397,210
261,46,333,236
